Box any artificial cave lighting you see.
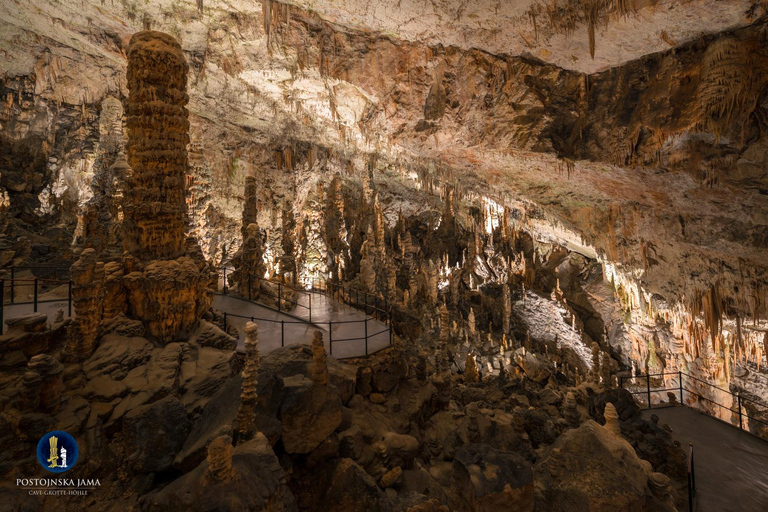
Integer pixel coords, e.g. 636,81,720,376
1,2,768,511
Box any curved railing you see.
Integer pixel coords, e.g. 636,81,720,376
217,268,393,357
618,371,768,439
218,265,314,321
2,266,394,358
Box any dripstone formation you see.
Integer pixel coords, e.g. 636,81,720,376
3,2,768,511
122,31,213,343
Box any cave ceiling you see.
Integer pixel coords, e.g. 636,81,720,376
1,0,767,318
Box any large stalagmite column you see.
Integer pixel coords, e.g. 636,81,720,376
124,31,189,259
122,31,212,343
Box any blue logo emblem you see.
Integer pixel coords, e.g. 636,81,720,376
37,431,78,473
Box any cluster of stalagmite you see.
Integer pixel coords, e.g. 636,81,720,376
241,175,259,240
236,322,260,439
64,248,102,361
78,96,124,255
325,173,348,281
300,184,328,287
231,176,267,295
121,31,212,343
233,223,266,297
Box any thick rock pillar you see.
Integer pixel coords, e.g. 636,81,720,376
122,31,212,343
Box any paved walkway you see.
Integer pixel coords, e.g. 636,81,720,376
1,300,72,334
212,292,390,359
3,289,390,359
642,406,768,512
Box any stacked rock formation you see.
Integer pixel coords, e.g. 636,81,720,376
604,402,621,436
236,322,260,439
241,175,259,241
17,371,42,411
205,434,235,482
122,31,212,343
65,248,103,361
123,31,189,259
234,224,265,297
231,176,266,295
311,331,329,385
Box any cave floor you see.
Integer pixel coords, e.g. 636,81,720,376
212,293,390,359
642,406,768,512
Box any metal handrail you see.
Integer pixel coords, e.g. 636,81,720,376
1,277,73,331
220,303,392,358
618,370,768,436
2,265,395,358
218,266,311,313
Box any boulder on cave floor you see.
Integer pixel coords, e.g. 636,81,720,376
144,433,297,512
83,334,153,380
122,395,191,473
451,443,535,512
534,420,657,512
173,375,242,473
317,458,391,512
280,375,342,454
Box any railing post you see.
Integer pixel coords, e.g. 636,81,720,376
223,268,228,295
329,321,333,356
223,312,228,331
688,443,695,512
10,267,14,303
33,278,38,313
389,308,393,346
646,374,652,409
281,320,285,347
619,376,623,389
678,371,683,405
364,317,368,356
738,394,743,430
68,281,72,318
278,282,282,313
309,292,312,323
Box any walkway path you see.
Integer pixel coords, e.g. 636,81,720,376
642,406,768,512
212,292,390,359
1,300,72,334
3,290,390,359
